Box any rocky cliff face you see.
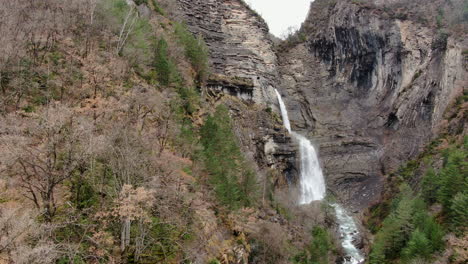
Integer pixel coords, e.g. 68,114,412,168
177,0,279,105
278,0,466,209
176,0,466,210
176,0,300,188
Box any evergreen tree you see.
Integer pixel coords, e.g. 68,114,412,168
174,23,209,84
369,241,386,264
200,105,257,209
401,229,432,261
309,226,331,264
386,188,415,258
154,37,171,86
421,168,439,204
450,192,468,234
437,148,467,209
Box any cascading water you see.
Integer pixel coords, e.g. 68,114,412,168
332,204,365,264
274,89,326,203
275,89,364,264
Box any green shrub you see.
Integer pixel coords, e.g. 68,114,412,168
293,226,333,264
70,176,98,210
128,217,181,263
177,86,200,115
152,0,166,16
134,0,147,5
22,105,35,113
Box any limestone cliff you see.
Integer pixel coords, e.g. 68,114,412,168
177,0,279,105
176,0,466,210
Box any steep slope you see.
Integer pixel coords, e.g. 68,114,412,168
0,0,465,263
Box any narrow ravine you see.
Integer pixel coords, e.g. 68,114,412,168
275,89,364,264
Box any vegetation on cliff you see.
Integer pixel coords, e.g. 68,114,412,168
367,94,467,264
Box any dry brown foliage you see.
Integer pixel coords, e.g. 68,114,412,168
0,207,58,264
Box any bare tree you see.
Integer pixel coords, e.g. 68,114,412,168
116,5,138,55
11,105,89,221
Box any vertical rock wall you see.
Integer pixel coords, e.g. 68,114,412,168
176,0,279,105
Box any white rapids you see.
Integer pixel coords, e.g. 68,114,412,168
332,204,365,264
275,89,364,263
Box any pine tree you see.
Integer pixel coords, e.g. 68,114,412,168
309,227,331,264
401,229,432,261
370,185,416,261
239,168,258,207
421,168,439,204
386,190,415,258
369,241,386,264
412,210,445,252
437,148,467,209
200,105,257,209
450,192,468,234
154,37,171,86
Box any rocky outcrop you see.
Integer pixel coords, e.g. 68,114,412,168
206,74,255,100
176,0,279,105
278,0,466,209
221,97,299,188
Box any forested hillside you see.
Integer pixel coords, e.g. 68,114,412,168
0,1,338,263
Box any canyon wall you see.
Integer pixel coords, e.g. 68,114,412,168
176,0,466,209
177,0,279,105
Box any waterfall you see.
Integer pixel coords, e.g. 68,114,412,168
274,89,326,203
274,89,292,133
274,89,364,263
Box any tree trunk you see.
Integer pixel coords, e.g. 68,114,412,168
120,219,131,252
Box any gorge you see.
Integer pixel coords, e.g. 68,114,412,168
0,0,465,263
176,0,466,262
177,0,466,210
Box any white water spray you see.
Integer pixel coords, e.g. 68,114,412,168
275,89,364,263
275,89,326,203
